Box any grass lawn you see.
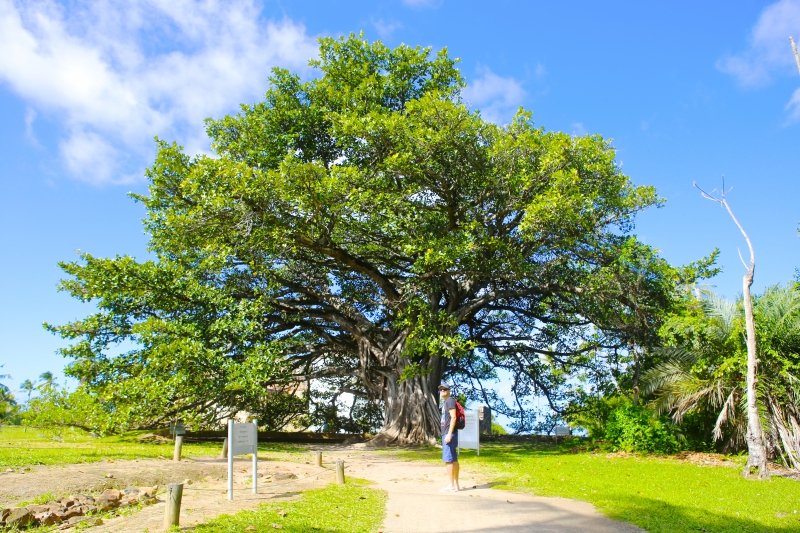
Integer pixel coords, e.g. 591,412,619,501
395,442,800,533
187,479,386,533
0,425,304,467
7,424,800,532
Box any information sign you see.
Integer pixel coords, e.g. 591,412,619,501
231,422,257,455
227,419,258,500
457,409,480,454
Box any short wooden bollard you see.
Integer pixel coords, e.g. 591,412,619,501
314,451,322,467
163,482,184,530
173,435,183,462
335,460,345,485
220,437,228,459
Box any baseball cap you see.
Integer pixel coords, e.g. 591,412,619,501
437,383,451,391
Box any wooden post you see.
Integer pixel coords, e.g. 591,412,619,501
227,420,234,500
314,451,322,467
252,419,258,495
173,436,183,462
335,460,345,485
162,482,183,530
220,437,228,459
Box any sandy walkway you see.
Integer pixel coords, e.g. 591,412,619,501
326,448,642,533
2,449,642,532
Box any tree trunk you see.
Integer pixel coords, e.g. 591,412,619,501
742,268,770,479
699,189,770,479
371,362,444,445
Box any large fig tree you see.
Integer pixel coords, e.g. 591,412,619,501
49,35,679,443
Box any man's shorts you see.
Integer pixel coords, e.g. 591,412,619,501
442,433,458,463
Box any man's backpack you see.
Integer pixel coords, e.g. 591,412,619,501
454,400,466,430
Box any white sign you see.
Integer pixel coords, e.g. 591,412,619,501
458,409,480,455
554,425,571,437
227,419,258,500
231,422,257,455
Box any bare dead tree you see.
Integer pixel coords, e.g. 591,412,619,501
694,181,770,479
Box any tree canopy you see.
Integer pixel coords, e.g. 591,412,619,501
0,366,17,423
49,35,685,442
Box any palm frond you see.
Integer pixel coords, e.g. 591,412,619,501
712,388,742,442
641,347,697,396
701,292,738,337
643,347,729,424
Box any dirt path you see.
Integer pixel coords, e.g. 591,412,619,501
1,449,642,532
326,448,642,533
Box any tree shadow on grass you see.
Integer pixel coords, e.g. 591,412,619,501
596,493,799,533
437,490,799,533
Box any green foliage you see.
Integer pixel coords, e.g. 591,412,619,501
395,443,800,533
646,283,800,466
191,480,386,533
603,400,682,453
564,393,615,440
49,34,684,441
566,394,682,453
676,409,719,452
19,379,35,403
0,366,18,424
490,422,508,435
21,384,118,434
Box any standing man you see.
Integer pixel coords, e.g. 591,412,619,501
438,383,460,492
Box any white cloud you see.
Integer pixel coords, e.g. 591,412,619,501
24,107,39,147
788,87,800,120
372,18,402,40
0,0,317,185
60,129,122,183
462,66,526,125
717,0,800,87
571,122,588,137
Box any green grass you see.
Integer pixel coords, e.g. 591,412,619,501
16,492,57,507
393,442,800,532
8,424,799,532
187,479,386,533
0,425,305,468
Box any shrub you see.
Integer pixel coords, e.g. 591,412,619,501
604,401,683,454
564,393,616,440
490,422,508,435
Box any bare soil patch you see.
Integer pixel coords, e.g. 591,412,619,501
673,451,740,468
1,458,227,507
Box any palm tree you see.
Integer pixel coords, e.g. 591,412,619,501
644,294,744,447
0,366,17,423
644,285,800,470
38,371,55,391
749,285,800,469
20,379,35,402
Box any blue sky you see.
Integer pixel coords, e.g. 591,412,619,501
1,0,800,397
